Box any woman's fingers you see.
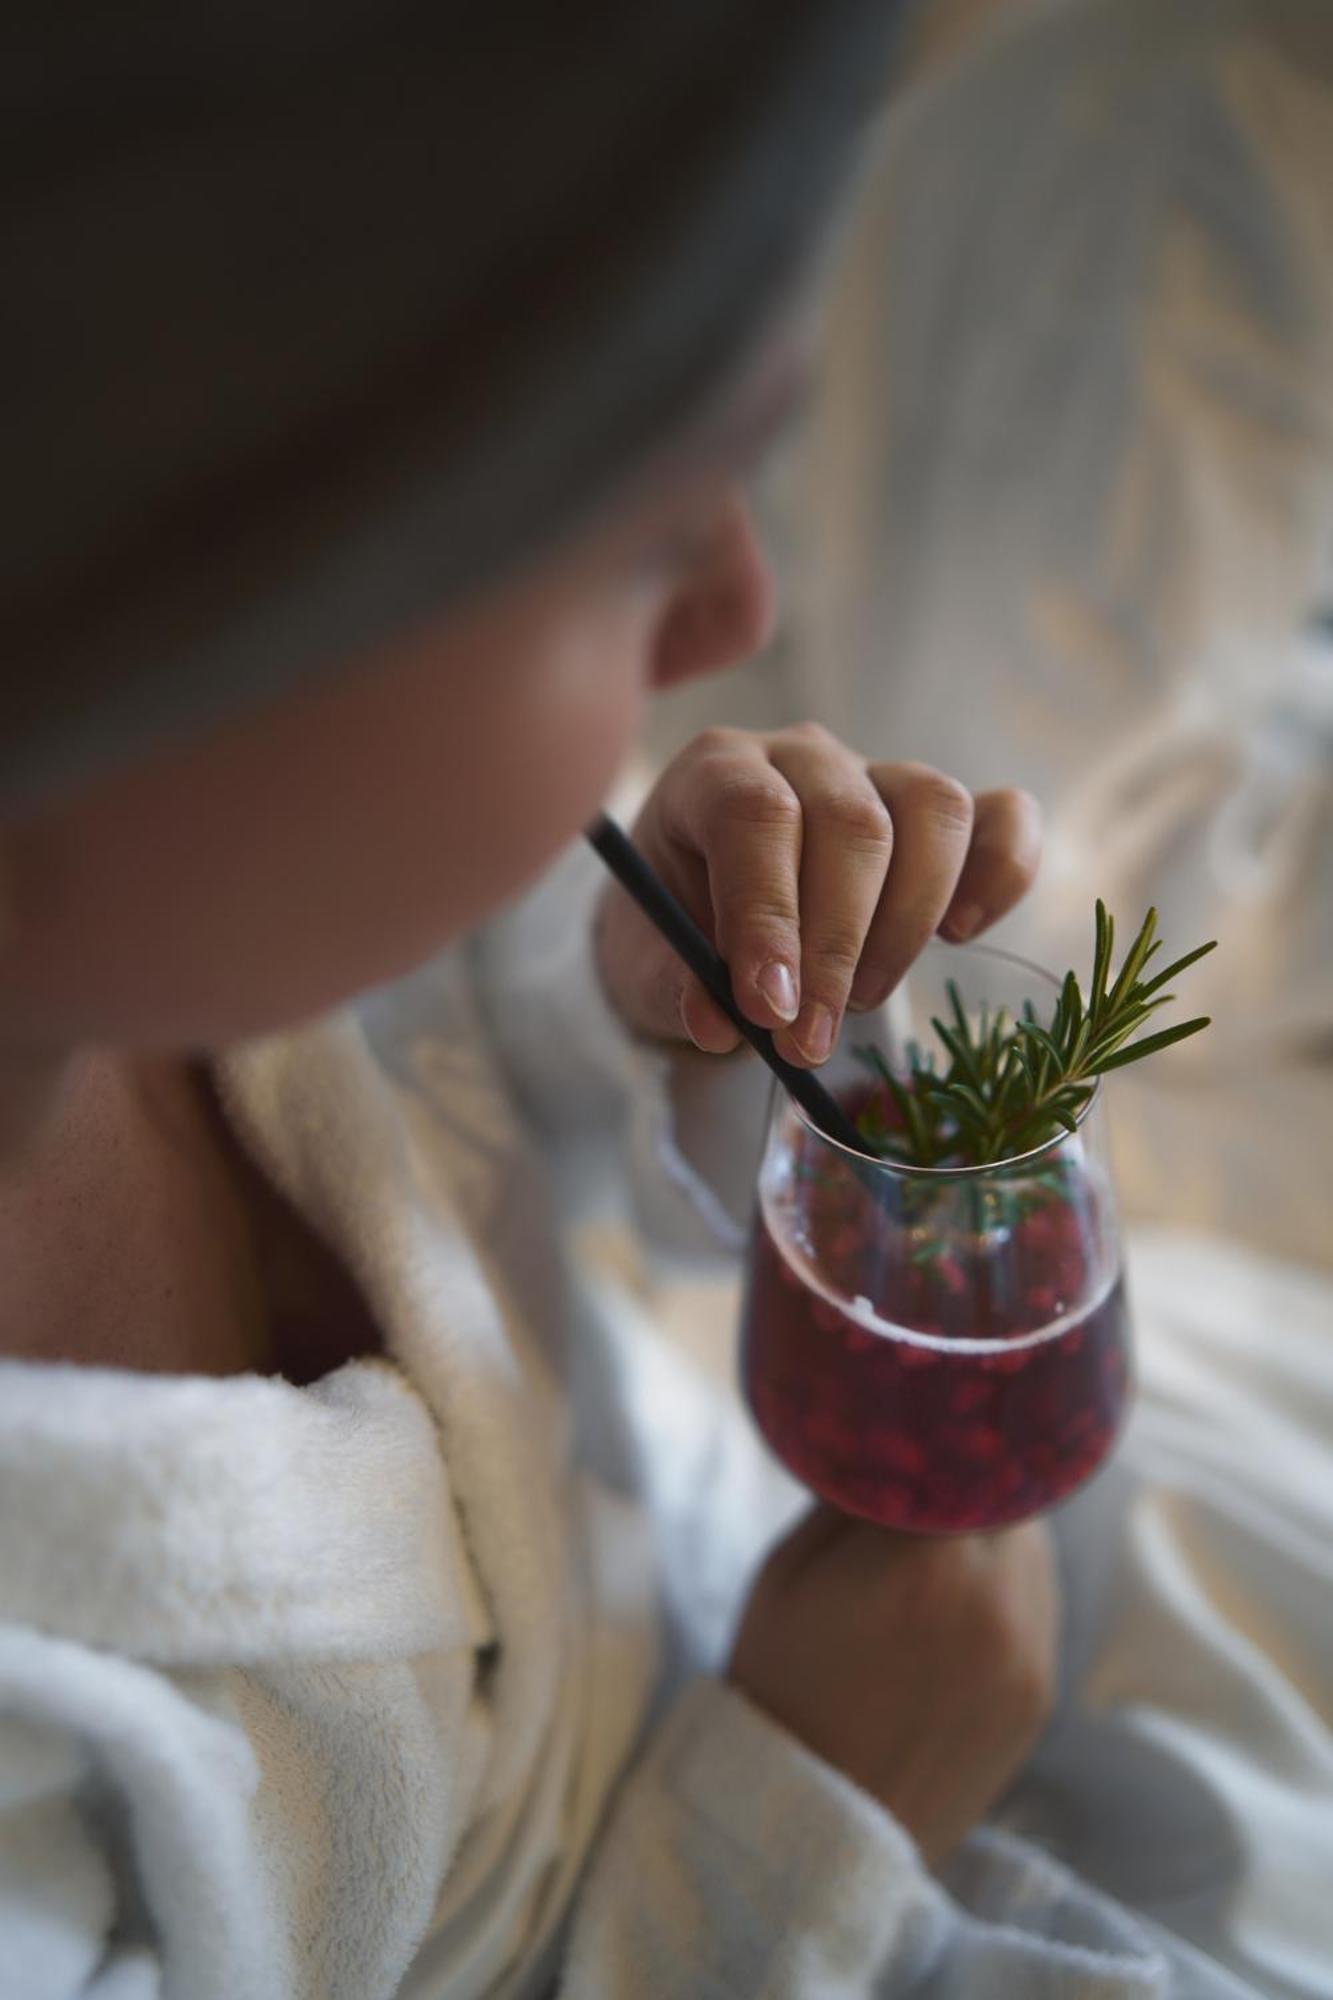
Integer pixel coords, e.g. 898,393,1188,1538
658,730,807,1032
766,726,895,1064
612,731,1042,1058
595,820,743,1051
678,973,743,1053
848,763,976,1014
939,788,1043,942
847,774,1044,1015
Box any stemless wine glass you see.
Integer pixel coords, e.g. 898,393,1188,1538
739,941,1131,1532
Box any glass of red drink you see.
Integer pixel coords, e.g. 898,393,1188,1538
740,942,1130,1532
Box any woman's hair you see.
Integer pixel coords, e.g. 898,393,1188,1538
1,1,910,805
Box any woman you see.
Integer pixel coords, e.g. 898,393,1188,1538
0,6,1267,1996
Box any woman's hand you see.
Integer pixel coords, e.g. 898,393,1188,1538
596,723,1042,1062
729,1510,1059,1867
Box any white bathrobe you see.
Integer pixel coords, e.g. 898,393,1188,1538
0,841,1329,1999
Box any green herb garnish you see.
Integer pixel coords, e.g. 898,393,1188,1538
855,902,1215,1169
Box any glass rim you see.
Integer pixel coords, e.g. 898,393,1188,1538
785,940,1104,1181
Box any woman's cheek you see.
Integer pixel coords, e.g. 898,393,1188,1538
0,588,656,1049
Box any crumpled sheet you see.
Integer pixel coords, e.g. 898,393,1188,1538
649,0,1333,1269
1014,1226,1333,1998
793,0,1333,1268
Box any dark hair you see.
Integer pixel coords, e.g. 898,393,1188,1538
1,1,911,804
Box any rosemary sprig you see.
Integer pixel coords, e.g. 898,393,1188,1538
855,902,1216,1170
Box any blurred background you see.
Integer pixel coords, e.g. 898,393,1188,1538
646,0,1333,1280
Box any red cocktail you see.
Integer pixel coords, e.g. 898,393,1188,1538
740,946,1131,1532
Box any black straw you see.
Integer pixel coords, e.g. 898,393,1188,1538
586,812,866,1153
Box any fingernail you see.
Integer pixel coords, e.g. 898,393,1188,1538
946,904,981,942
796,1003,836,1064
757,959,800,1022
678,990,706,1049
680,986,743,1055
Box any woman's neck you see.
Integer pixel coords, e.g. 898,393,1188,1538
0,1048,380,1381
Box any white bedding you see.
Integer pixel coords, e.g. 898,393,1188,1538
1015,1227,1333,1998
